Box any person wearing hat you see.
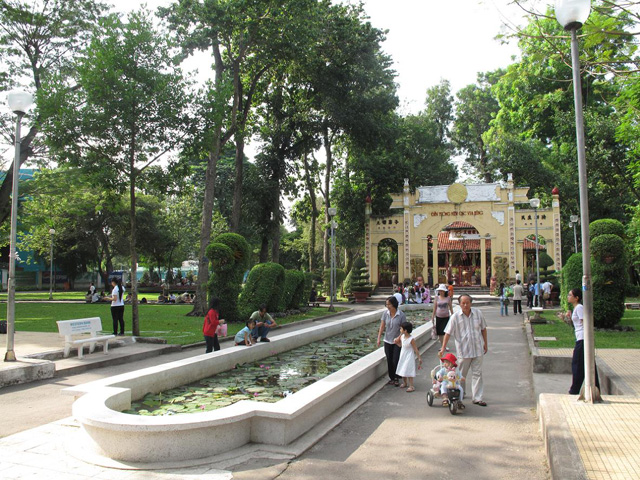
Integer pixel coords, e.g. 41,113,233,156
437,352,464,406
438,294,488,406
431,284,454,349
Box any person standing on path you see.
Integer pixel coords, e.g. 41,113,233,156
203,297,223,353
394,321,422,392
109,277,125,336
377,296,405,386
566,288,600,395
432,284,453,348
499,282,509,317
438,294,488,406
512,280,524,315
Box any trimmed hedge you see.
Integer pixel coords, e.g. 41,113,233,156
592,234,627,328
302,272,314,304
350,257,369,292
206,233,250,323
278,270,306,312
238,262,285,319
560,253,583,311
590,219,625,241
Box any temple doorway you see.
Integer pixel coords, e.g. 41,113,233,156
435,221,489,286
523,234,547,281
377,238,399,287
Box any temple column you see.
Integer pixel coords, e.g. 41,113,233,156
432,238,439,285
481,237,487,287
370,243,378,286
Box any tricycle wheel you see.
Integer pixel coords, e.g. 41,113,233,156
426,390,434,407
449,400,457,415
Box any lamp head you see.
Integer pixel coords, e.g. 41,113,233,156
569,215,579,223
328,207,337,217
49,228,56,235
7,90,34,114
529,198,541,209
555,0,591,31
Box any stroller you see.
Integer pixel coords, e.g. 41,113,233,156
426,356,465,415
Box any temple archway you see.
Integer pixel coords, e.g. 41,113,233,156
523,234,547,281
435,221,489,286
377,238,398,287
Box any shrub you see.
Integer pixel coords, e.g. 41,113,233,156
560,253,583,311
238,262,285,319
590,219,625,241
302,272,314,304
206,233,250,323
277,270,306,312
592,234,627,328
350,258,370,292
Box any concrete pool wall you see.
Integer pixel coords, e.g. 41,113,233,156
65,305,433,466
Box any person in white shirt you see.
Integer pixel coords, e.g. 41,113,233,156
542,281,553,307
439,294,488,406
109,277,126,336
566,288,600,395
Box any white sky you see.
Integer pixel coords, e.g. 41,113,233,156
111,0,526,113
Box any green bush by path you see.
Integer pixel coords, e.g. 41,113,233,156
589,219,625,240
560,253,583,311
238,262,285,319
533,309,640,349
0,303,347,346
278,270,305,312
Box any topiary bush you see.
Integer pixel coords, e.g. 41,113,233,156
591,234,627,328
278,270,306,312
560,253,583,312
590,219,625,241
238,262,286,319
206,233,250,323
350,258,370,292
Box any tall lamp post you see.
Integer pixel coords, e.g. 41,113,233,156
570,215,579,253
5,90,34,362
48,228,56,300
555,0,599,403
328,208,337,312
530,198,541,307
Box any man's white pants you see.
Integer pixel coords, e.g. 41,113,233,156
459,356,484,403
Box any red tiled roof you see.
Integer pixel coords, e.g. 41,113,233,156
436,232,491,252
523,237,547,251
444,221,475,230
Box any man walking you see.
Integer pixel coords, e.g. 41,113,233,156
439,294,488,406
512,280,524,314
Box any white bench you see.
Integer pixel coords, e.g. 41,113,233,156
57,317,115,359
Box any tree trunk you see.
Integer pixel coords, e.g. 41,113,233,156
129,157,140,336
259,235,269,263
302,153,318,272
230,132,244,232
271,206,280,264
190,129,222,317
322,126,333,269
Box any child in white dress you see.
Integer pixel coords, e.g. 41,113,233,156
394,321,422,392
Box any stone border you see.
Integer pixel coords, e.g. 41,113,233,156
66,306,433,466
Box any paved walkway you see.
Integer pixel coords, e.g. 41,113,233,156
1,300,640,479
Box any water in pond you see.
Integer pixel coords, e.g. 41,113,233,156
125,310,429,416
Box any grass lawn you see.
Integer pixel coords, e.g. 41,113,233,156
0,291,88,301
533,309,640,349
0,302,349,346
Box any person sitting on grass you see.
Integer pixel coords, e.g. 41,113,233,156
249,304,278,342
234,319,256,346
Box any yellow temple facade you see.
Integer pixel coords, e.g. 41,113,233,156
364,175,562,288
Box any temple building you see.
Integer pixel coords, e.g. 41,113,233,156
364,175,562,288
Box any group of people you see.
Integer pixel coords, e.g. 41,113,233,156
377,292,489,406
202,301,279,353
497,271,556,316
393,276,456,306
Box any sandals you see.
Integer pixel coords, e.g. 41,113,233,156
442,399,450,407
406,387,415,393
399,383,407,388
473,400,488,407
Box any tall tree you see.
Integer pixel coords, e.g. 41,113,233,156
0,0,108,224
42,11,191,335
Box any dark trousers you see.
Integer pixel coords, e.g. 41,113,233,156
204,334,220,353
570,340,601,394
111,305,125,335
384,341,401,381
513,300,522,314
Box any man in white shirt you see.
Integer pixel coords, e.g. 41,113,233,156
439,294,488,406
542,281,553,307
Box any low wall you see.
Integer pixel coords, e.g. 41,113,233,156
67,306,433,466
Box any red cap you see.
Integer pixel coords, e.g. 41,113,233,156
441,353,458,367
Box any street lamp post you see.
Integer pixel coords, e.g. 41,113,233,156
555,0,600,403
5,90,34,362
570,215,579,253
48,228,56,300
530,198,541,308
328,208,337,312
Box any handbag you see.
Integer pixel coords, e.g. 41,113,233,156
216,323,227,337
431,320,438,340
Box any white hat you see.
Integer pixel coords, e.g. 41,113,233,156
435,284,448,292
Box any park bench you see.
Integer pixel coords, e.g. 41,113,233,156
56,317,115,359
